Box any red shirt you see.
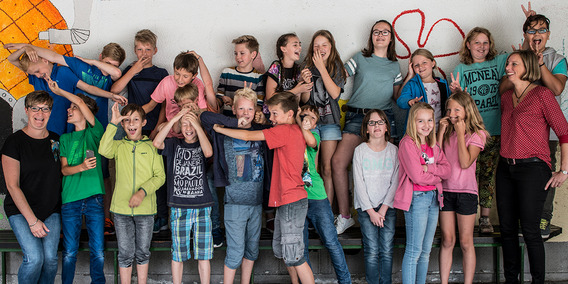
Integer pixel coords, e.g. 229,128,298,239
501,85,568,168
262,124,307,207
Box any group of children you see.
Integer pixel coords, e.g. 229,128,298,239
2,2,567,283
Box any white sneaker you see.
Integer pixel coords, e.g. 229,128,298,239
335,215,355,234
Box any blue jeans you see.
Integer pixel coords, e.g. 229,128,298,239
206,166,221,231
61,195,105,284
9,212,61,284
224,204,262,269
402,191,439,284
358,206,396,284
303,199,351,283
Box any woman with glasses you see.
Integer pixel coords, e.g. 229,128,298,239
1,91,62,284
332,20,403,235
498,50,568,284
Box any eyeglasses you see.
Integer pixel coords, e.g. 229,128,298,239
525,28,549,35
372,30,391,36
367,120,386,126
27,106,51,113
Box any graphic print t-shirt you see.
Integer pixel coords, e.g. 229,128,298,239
160,138,213,208
413,144,436,192
224,137,264,205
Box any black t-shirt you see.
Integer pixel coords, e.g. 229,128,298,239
1,130,62,220
124,65,169,131
159,138,213,209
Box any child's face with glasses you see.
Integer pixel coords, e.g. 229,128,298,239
524,20,550,53
366,112,388,141
372,22,392,49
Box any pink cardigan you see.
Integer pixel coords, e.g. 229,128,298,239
393,135,451,211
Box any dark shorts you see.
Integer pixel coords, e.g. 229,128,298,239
441,192,478,215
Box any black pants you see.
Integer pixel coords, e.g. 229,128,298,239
496,159,550,284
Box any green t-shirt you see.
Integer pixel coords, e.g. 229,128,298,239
60,119,105,204
304,131,326,200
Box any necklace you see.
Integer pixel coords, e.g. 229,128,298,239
514,82,532,104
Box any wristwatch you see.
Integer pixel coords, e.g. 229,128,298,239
561,170,568,175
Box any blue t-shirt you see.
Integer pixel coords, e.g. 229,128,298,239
64,56,112,126
28,64,79,135
224,136,264,206
124,65,169,131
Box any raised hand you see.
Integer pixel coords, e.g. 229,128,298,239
408,96,423,107
454,118,466,135
312,49,326,72
521,2,536,18
407,60,415,78
75,56,95,65
110,102,127,125
254,110,266,125
111,94,128,106
45,77,61,95
529,40,544,64
300,68,312,84
450,72,462,93
132,56,151,74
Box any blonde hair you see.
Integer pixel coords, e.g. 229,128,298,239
233,88,258,107
174,83,198,104
442,91,489,146
509,50,541,82
411,48,437,76
405,102,436,148
19,53,33,72
459,27,497,65
232,35,259,54
134,29,157,48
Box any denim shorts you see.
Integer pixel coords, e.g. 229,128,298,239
342,109,397,138
113,214,154,268
318,123,342,141
224,204,262,269
273,198,308,267
441,191,478,215
170,207,213,261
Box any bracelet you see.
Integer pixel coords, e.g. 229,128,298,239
29,218,39,228
540,63,545,67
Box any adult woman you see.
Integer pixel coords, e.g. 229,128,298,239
2,91,62,283
332,20,403,234
498,50,568,284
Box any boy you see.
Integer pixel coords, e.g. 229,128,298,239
200,88,271,284
109,29,169,234
213,92,315,284
153,107,213,284
217,35,265,115
294,105,352,284
143,51,218,234
4,44,121,135
46,79,106,284
99,103,165,284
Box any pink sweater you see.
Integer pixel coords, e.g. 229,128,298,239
394,135,451,211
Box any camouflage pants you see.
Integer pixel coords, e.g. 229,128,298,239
476,135,500,209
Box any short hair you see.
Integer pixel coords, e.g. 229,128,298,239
120,104,146,121
459,27,497,65
523,14,550,32
134,29,157,48
509,50,541,82
232,35,259,54
361,109,391,142
101,43,126,65
19,53,33,72
174,83,198,104
266,91,298,117
25,90,53,108
233,88,258,107
76,93,99,115
300,104,320,123
173,52,199,74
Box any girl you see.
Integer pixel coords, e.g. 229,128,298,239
397,48,451,127
394,102,450,284
437,91,488,284
498,50,568,284
451,27,508,233
332,20,403,234
301,30,347,201
265,33,312,101
353,110,399,284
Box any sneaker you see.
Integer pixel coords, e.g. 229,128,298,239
335,215,355,235
153,217,168,233
479,217,494,234
540,219,550,239
212,228,225,248
104,218,115,235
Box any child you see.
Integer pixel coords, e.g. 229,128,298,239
437,91,487,284
217,35,265,115
393,102,450,284
300,30,347,203
4,44,121,135
153,107,213,284
99,103,165,284
109,29,169,235
334,20,403,234
397,48,451,127
265,33,312,101
353,109,399,284
213,92,315,284
200,88,271,284
296,105,351,284
46,79,106,284
111,29,169,137
451,27,508,233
